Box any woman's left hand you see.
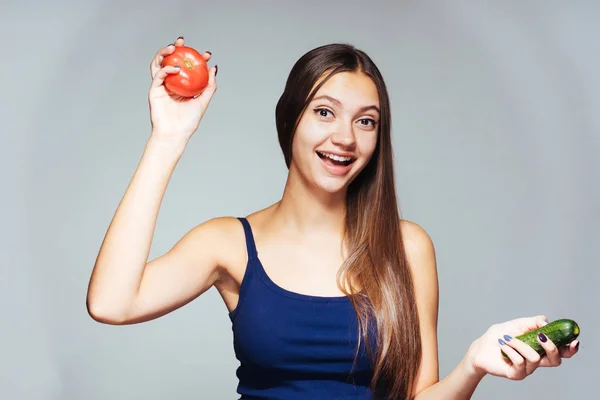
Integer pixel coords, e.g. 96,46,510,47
465,315,580,380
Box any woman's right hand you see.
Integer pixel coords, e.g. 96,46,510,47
147,36,218,145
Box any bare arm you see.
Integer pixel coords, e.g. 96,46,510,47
401,220,485,399
404,221,580,400
401,221,441,397
85,137,179,323
86,37,219,324
86,138,226,325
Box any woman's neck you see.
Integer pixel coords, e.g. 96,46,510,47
272,168,347,237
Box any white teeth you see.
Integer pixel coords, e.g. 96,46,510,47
318,151,353,162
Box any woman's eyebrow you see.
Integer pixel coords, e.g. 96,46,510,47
312,95,380,114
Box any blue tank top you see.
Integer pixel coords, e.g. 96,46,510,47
229,217,376,399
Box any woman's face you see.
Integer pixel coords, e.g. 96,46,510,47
290,71,380,195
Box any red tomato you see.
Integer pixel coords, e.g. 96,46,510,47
161,45,209,97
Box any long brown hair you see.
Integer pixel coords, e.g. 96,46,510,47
275,43,421,399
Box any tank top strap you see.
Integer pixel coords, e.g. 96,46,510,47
237,217,258,260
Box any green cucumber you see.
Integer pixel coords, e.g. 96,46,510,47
501,318,580,362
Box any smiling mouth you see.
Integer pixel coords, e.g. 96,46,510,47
316,151,356,166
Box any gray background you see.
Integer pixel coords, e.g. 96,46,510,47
2,0,598,399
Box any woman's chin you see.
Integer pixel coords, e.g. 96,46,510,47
312,176,352,196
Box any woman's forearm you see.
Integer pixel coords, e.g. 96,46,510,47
414,358,487,400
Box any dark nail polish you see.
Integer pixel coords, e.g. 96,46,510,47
215,65,218,76
167,43,174,47
538,333,547,343
177,36,184,40
575,341,580,350
174,65,181,69
503,335,512,342
498,338,506,346
206,51,212,55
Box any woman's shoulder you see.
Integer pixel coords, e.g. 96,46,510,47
400,219,434,246
190,207,276,287
399,219,439,316
399,219,437,271
190,205,277,261
192,204,276,238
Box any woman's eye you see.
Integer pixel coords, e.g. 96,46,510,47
359,118,376,127
315,108,332,118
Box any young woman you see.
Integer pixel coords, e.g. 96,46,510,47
86,37,580,399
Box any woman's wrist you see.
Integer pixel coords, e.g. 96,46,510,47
462,340,488,381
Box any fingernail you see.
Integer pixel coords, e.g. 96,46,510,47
167,43,174,47
545,317,549,323
215,65,219,76
538,333,547,343
498,338,506,346
575,341,580,350
206,51,212,55
177,36,184,40
503,335,512,342
174,65,181,69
